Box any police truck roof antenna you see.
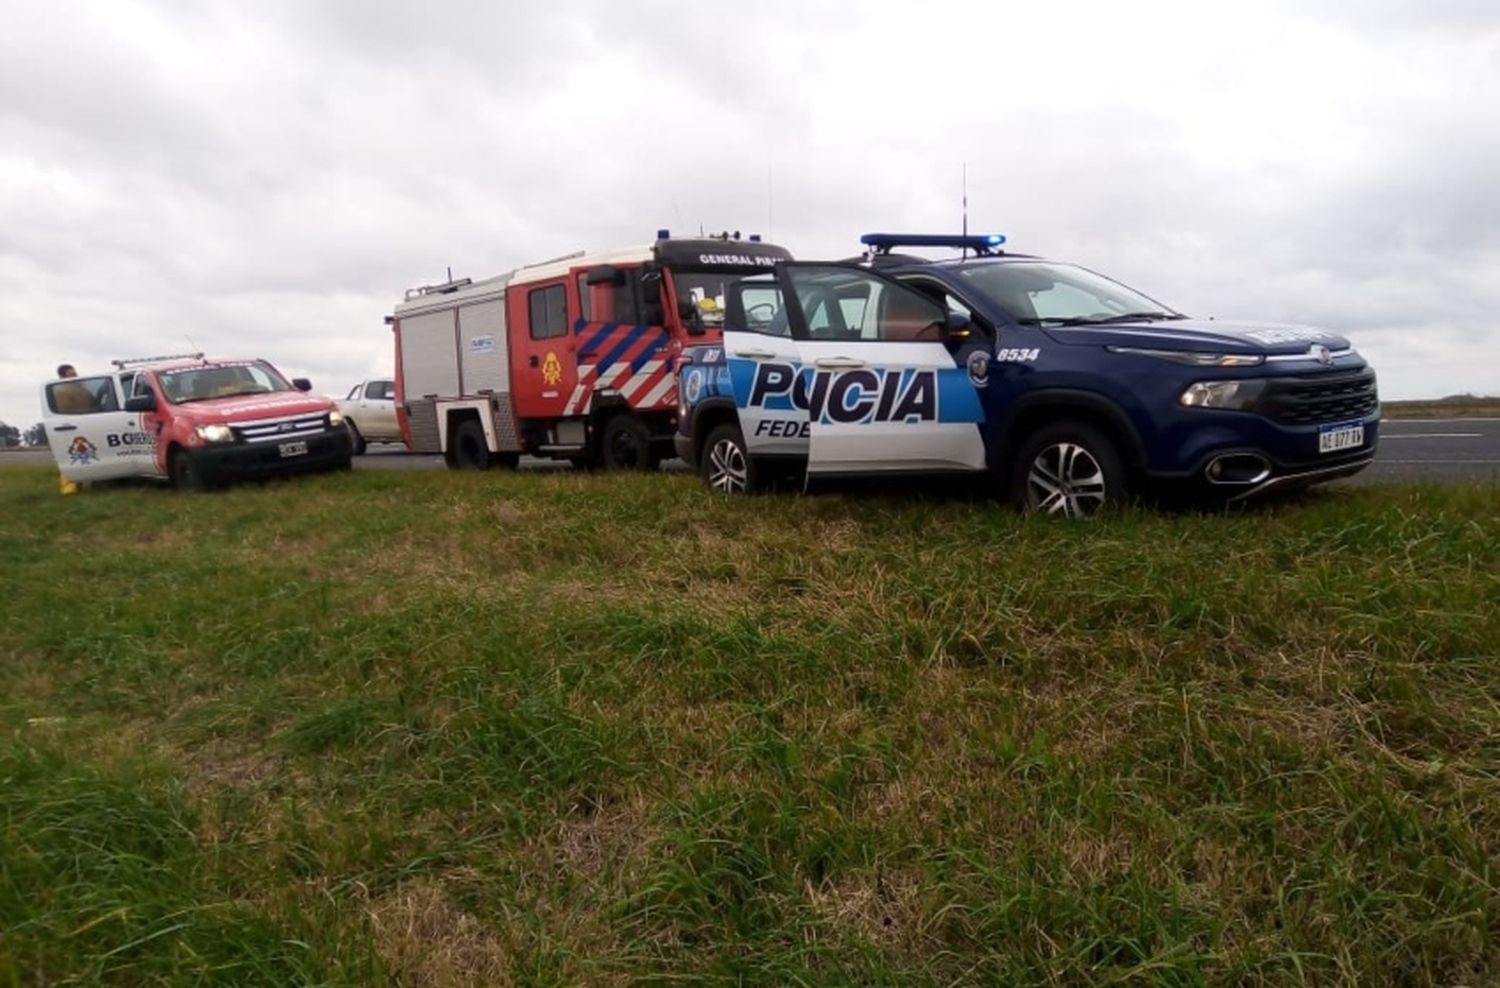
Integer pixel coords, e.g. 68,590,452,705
961,161,969,260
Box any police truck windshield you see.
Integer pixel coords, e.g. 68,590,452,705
158,361,294,404
958,261,1183,326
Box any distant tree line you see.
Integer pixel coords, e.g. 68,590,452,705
0,422,47,447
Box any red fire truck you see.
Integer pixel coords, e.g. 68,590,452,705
390,231,792,470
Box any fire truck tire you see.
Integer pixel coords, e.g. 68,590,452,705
451,419,494,470
700,423,760,494
600,414,658,472
169,449,210,492
346,422,367,455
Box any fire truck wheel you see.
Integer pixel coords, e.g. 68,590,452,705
451,419,494,470
169,449,209,492
346,422,367,455
701,423,759,494
600,414,658,472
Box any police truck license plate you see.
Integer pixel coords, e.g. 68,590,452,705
278,441,308,458
1317,421,1363,454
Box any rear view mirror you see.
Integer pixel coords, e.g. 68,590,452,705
678,298,706,336
292,378,312,392
125,393,157,413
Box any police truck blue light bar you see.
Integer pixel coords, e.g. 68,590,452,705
860,232,1007,254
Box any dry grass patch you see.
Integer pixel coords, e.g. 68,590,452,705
370,879,514,988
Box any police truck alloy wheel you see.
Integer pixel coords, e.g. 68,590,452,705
1013,422,1127,519
701,423,756,494
601,415,655,472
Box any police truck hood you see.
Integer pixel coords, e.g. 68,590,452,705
1042,319,1351,355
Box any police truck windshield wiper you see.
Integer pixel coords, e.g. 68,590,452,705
1020,311,1185,326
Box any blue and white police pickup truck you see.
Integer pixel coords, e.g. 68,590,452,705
672,233,1378,516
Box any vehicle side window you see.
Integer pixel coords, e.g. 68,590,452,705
346,384,361,400
724,276,790,337
132,374,154,399
364,380,394,400
787,267,946,342
615,270,641,325
47,376,118,415
575,273,593,322
528,283,568,340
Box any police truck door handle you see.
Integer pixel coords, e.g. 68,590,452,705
814,356,866,369
734,348,778,359
53,424,77,432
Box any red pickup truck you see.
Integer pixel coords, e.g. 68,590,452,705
42,353,353,491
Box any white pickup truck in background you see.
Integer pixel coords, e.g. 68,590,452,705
336,379,403,454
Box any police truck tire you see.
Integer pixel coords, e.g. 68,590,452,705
169,449,209,493
452,419,493,470
347,422,367,455
701,423,759,494
600,414,657,472
1011,421,1128,518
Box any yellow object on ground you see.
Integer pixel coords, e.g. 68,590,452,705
58,474,79,496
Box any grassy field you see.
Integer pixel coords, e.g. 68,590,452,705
1,467,1497,986
1382,398,1500,419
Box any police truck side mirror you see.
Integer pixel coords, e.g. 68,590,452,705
125,393,157,413
292,378,313,392
944,311,973,339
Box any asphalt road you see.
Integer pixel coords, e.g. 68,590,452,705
5,419,1499,484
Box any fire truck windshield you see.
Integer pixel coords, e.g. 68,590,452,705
669,269,745,327
158,360,294,404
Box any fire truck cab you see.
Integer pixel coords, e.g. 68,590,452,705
391,231,792,470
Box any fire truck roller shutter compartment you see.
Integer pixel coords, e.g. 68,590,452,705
397,307,460,452
458,297,522,452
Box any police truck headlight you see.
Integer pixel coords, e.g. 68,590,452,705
329,410,346,427
1179,380,1268,410
195,423,235,443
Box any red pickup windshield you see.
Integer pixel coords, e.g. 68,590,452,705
157,361,294,404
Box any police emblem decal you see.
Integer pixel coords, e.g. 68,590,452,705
683,368,704,404
966,350,991,388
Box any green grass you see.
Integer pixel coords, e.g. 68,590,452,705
1,466,1497,986
1382,397,1500,418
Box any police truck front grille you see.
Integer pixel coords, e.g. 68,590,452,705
1256,369,1378,425
235,413,330,443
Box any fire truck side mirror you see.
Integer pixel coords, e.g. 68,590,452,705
639,269,665,326
678,299,706,336
292,378,313,392
585,264,625,286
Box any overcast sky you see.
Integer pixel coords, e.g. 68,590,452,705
3,0,1499,427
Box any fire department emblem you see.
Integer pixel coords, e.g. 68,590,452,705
67,436,98,465
541,351,562,386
